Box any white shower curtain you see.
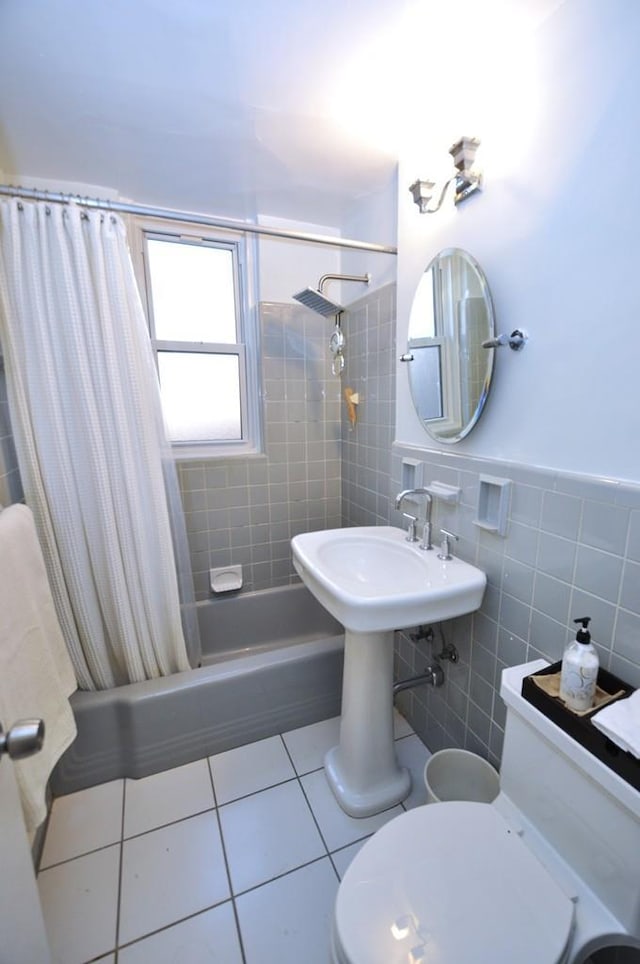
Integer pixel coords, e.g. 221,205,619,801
0,199,200,689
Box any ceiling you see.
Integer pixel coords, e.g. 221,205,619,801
0,0,565,231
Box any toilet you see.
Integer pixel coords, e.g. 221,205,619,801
332,660,640,964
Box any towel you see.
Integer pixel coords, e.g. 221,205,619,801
591,690,640,759
0,504,77,831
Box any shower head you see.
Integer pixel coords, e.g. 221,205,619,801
292,272,370,318
292,287,343,317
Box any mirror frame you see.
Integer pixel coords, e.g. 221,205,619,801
405,247,497,444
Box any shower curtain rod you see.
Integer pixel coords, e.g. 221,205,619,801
0,183,398,255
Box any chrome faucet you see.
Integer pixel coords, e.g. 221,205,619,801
394,488,434,549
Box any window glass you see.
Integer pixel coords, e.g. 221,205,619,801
157,352,242,441
146,238,236,343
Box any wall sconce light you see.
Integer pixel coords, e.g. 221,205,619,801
409,136,483,214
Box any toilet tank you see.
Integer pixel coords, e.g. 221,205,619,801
499,661,640,935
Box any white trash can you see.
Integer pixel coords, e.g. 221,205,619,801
424,748,499,804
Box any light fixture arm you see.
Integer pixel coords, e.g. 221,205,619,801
409,136,483,214
422,175,457,215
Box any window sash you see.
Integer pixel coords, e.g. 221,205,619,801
135,223,261,458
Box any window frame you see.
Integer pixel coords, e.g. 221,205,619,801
131,217,262,459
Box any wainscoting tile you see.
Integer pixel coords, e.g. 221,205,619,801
580,500,630,556
393,706,415,739
574,544,624,603
541,491,582,541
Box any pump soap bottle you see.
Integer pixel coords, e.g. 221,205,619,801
559,617,599,712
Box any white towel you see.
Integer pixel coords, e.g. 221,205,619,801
0,504,77,831
591,690,640,759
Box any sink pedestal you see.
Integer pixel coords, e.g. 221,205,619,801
324,629,410,817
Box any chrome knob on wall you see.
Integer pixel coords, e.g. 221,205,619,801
482,328,528,351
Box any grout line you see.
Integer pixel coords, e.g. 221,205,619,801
45,715,420,961
205,756,247,964
232,853,335,901
113,779,126,963
215,773,299,810
39,803,219,872
278,734,334,872
114,896,238,956
122,804,217,843
39,839,122,873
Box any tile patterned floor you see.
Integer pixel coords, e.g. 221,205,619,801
38,710,430,964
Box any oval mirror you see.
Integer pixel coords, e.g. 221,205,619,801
405,247,496,443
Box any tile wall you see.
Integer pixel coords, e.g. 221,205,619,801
391,446,640,768
178,303,342,599
341,283,397,527
339,283,640,771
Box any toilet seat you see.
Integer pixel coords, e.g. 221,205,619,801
333,801,575,964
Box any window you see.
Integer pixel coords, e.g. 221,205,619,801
136,223,261,458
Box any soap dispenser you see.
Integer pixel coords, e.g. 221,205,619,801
559,617,599,712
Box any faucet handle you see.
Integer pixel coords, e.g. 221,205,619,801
402,512,419,543
437,528,459,560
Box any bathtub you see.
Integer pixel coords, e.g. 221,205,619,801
51,584,344,796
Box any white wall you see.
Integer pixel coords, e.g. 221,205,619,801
257,198,397,309
341,170,398,292
256,215,342,305
395,0,640,484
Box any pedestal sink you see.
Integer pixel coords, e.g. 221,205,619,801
291,526,486,817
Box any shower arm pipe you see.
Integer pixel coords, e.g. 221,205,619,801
0,184,397,255
318,272,371,291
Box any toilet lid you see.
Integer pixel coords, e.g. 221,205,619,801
334,802,574,964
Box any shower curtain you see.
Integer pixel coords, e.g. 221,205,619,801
0,199,200,689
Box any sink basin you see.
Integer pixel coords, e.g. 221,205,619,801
291,525,486,632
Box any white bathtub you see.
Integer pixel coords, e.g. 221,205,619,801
51,584,344,795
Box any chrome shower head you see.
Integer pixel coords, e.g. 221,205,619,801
292,287,343,317
292,272,370,319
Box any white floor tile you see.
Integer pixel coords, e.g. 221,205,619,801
330,839,368,879
236,858,339,964
209,735,296,804
300,768,404,852
119,811,229,945
124,759,215,838
396,734,431,810
37,844,119,964
40,780,123,869
118,902,243,964
219,779,325,894
282,716,341,775
394,707,415,740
